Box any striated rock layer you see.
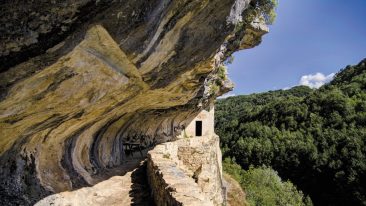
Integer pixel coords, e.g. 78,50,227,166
0,0,268,205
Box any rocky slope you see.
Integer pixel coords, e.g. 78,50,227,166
0,0,268,205
223,173,248,206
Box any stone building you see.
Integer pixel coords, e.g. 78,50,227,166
147,102,224,205
181,103,215,139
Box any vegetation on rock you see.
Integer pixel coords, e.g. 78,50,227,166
245,0,278,25
256,0,278,24
216,59,366,206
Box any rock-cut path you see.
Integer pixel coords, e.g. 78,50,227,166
35,159,154,206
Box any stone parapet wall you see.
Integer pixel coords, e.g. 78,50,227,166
147,135,223,206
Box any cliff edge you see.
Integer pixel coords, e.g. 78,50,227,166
0,0,269,205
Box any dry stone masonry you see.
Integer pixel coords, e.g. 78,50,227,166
147,135,223,206
147,104,223,206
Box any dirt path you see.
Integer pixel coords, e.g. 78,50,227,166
36,155,154,206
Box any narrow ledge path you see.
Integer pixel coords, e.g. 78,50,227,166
36,154,154,206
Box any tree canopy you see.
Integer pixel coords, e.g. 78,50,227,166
216,59,366,206
223,157,312,206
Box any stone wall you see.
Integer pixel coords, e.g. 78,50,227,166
147,135,223,206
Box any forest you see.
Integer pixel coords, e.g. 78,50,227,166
216,59,366,206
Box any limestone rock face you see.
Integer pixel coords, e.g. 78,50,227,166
0,0,268,205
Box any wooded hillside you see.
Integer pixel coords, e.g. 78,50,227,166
216,59,366,206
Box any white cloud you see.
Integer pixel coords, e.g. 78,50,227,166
217,92,236,99
299,72,335,88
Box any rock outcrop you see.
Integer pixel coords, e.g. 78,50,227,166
0,0,268,205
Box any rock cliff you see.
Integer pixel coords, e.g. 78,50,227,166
0,0,268,205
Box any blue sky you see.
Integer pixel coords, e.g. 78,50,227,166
227,0,366,95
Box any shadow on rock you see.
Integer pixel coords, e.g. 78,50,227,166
129,161,155,206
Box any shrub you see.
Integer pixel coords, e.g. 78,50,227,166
254,0,278,25
223,158,312,206
209,83,220,96
217,65,227,81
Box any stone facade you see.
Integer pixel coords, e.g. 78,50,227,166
179,103,215,139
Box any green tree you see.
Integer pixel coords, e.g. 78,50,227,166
216,59,366,205
223,158,312,206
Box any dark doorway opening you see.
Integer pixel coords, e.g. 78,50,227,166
196,121,202,136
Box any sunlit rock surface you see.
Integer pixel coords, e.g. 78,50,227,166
35,160,151,206
147,135,223,205
0,0,268,205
